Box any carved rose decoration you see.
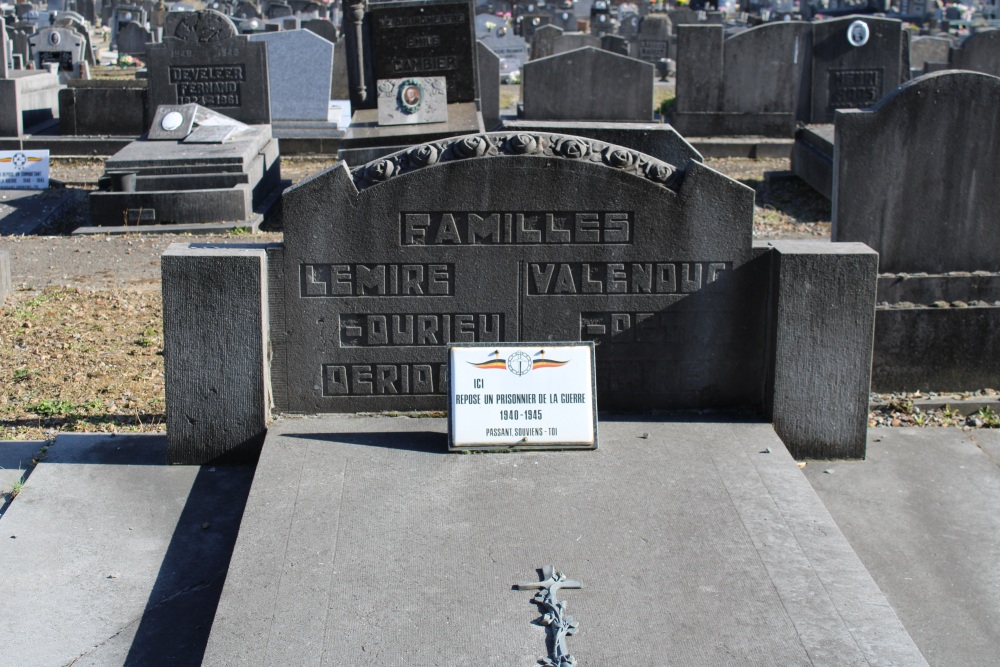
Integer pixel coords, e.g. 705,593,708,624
644,160,674,184
368,158,396,181
506,133,540,155
409,144,440,167
453,135,488,158
555,137,590,160
602,146,636,169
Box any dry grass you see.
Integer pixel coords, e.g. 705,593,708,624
1,287,165,440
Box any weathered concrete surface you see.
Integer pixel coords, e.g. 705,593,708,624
806,428,1000,667
0,433,255,666
205,415,926,666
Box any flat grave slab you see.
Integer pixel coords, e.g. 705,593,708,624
0,434,255,665
205,415,926,665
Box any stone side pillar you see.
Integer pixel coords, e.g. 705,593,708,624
762,240,878,459
162,243,272,464
674,25,723,115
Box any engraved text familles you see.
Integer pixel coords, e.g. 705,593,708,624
402,212,633,245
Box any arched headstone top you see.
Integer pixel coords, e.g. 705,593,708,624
349,132,680,192
172,9,238,42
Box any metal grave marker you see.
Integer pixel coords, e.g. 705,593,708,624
448,342,597,451
0,150,50,190
515,566,583,667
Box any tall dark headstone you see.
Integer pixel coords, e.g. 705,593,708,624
342,0,478,111
949,29,1000,77
810,15,907,123
146,9,271,124
477,41,500,130
635,14,670,64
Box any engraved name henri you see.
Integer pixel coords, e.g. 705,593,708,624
529,262,728,295
828,68,883,108
403,212,632,245
323,363,448,396
340,313,502,346
302,263,453,297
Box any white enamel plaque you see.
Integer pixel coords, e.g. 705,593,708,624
0,150,49,190
448,342,598,451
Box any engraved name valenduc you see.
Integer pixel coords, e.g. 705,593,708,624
403,212,632,245
528,262,729,295
340,313,502,346
301,263,454,297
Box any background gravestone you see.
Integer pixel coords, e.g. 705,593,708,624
550,9,576,32
476,41,500,130
601,33,629,56
674,22,812,137
477,20,528,70
146,9,271,125
909,35,951,74
552,32,599,55
116,21,154,57
810,15,907,124
342,0,478,111
530,23,562,60
522,47,653,121
249,29,334,121
635,14,670,64
949,29,1000,77
30,26,85,75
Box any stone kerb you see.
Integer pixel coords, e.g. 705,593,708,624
162,132,879,462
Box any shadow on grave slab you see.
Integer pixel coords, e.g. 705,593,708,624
281,429,450,454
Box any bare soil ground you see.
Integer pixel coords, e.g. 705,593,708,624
0,156,990,442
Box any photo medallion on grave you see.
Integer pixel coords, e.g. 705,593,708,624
448,342,597,451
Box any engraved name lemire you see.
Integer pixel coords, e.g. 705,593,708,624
528,262,729,295
402,212,632,245
301,263,453,297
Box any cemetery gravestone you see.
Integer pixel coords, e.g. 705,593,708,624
520,13,551,41
522,47,653,121
810,15,907,123
116,21,154,56
618,12,640,40
909,35,951,73
949,29,1000,77
531,23,562,60
832,70,1000,391
551,9,576,32
342,0,478,111
635,14,670,65
30,26,84,74
478,20,528,69
146,9,271,125
477,40,500,130
302,18,338,45
673,21,812,137
601,33,629,56
551,32,599,55
248,29,334,122
163,130,880,464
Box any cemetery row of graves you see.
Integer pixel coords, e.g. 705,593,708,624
1,0,999,457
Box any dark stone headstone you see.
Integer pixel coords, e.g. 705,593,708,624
673,22,812,137
550,9,575,32
833,71,1000,273
618,11,640,40
949,29,1000,77
116,21,153,56
909,35,951,72
601,33,629,56
342,0,478,111
275,131,764,414
146,9,271,125
302,17,338,44
551,31,599,55
522,47,653,121
810,15,907,123
530,23,562,60
520,12,551,40
476,40,500,130
635,14,670,64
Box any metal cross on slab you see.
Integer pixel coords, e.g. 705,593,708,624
516,566,583,667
